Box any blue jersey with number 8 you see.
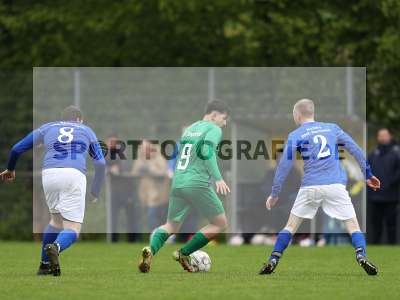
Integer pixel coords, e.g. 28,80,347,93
271,121,373,197
33,121,103,173
6,121,106,197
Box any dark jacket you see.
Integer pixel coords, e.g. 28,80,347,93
368,142,400,203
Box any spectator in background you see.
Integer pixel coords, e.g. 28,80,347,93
106,134,140,242
132,140,169,232
233,150,301,246
368,128,400,244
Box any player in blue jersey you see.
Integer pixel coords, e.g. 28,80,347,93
259,99,381,276
0,106,106,276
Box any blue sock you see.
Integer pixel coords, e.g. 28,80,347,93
351,231,366,256
270,230,292,260
41,224,62,262
54,229,78,253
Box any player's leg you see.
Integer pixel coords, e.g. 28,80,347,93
344,217,365,254
151,221,182,254
180,213,227,256
151,189,189,255
321,184,377,275
45,218,81,276
40,169,63,275
173,213,227,272
37,213,63,275
259,213,304,275
173,187,226,272
344,217,378,275
260,186,321,275
138,221,183,273
53,219,81,253
41,168,86,276
139,188,187,273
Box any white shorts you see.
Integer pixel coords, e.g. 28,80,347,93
291,184,356,220
42,168,87,223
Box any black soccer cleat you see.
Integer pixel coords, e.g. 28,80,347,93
37,262,53,276
259,253,280,275
356,254,378,276
45,243,61,276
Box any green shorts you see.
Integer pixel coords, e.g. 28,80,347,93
167,186,225,223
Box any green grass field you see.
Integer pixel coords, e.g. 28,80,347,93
0,242,399,300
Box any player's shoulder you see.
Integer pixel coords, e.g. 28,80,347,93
40,120,85,129
37,121,62,133
288,124,310,138
184,120,220,136
185,121,201,130
80,124,100,142
47,121,97,136
198,120,219,131
79,123,97,134
288,122,339,138
182,121,201,137
204,122,222,139
207,122,221,133
63,121,97,134
323,122,341,130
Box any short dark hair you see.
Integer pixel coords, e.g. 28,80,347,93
378,127,392,135
205,100,229,115
62,105,83,121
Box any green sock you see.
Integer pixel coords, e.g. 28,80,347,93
180,232,210,256
150,228,170,255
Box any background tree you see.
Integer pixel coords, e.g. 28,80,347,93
0,0,399,239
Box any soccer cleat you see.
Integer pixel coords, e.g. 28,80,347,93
356,253,378,276
138,246,153,273
37,262,53,276
259,252,281,275
173,250,194,272
45,243,61,276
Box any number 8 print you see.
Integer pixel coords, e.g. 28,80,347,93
58,127,74,143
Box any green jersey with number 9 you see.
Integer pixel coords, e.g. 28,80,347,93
172,120,223,189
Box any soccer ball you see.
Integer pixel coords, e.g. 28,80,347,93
190,250,211,272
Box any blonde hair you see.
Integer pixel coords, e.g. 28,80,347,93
293,99,315,118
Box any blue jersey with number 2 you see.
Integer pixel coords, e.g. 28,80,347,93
271,122,373,198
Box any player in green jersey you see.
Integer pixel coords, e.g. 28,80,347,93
139,100,230,273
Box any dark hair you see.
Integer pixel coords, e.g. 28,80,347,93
205,100,229,115
377,128,393,135
62,105,83,121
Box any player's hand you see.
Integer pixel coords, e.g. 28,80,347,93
367,176,381,191
215,179,231,195
0,169,15,182
266,195,279,210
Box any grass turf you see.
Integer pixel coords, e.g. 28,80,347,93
0,242,399,300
